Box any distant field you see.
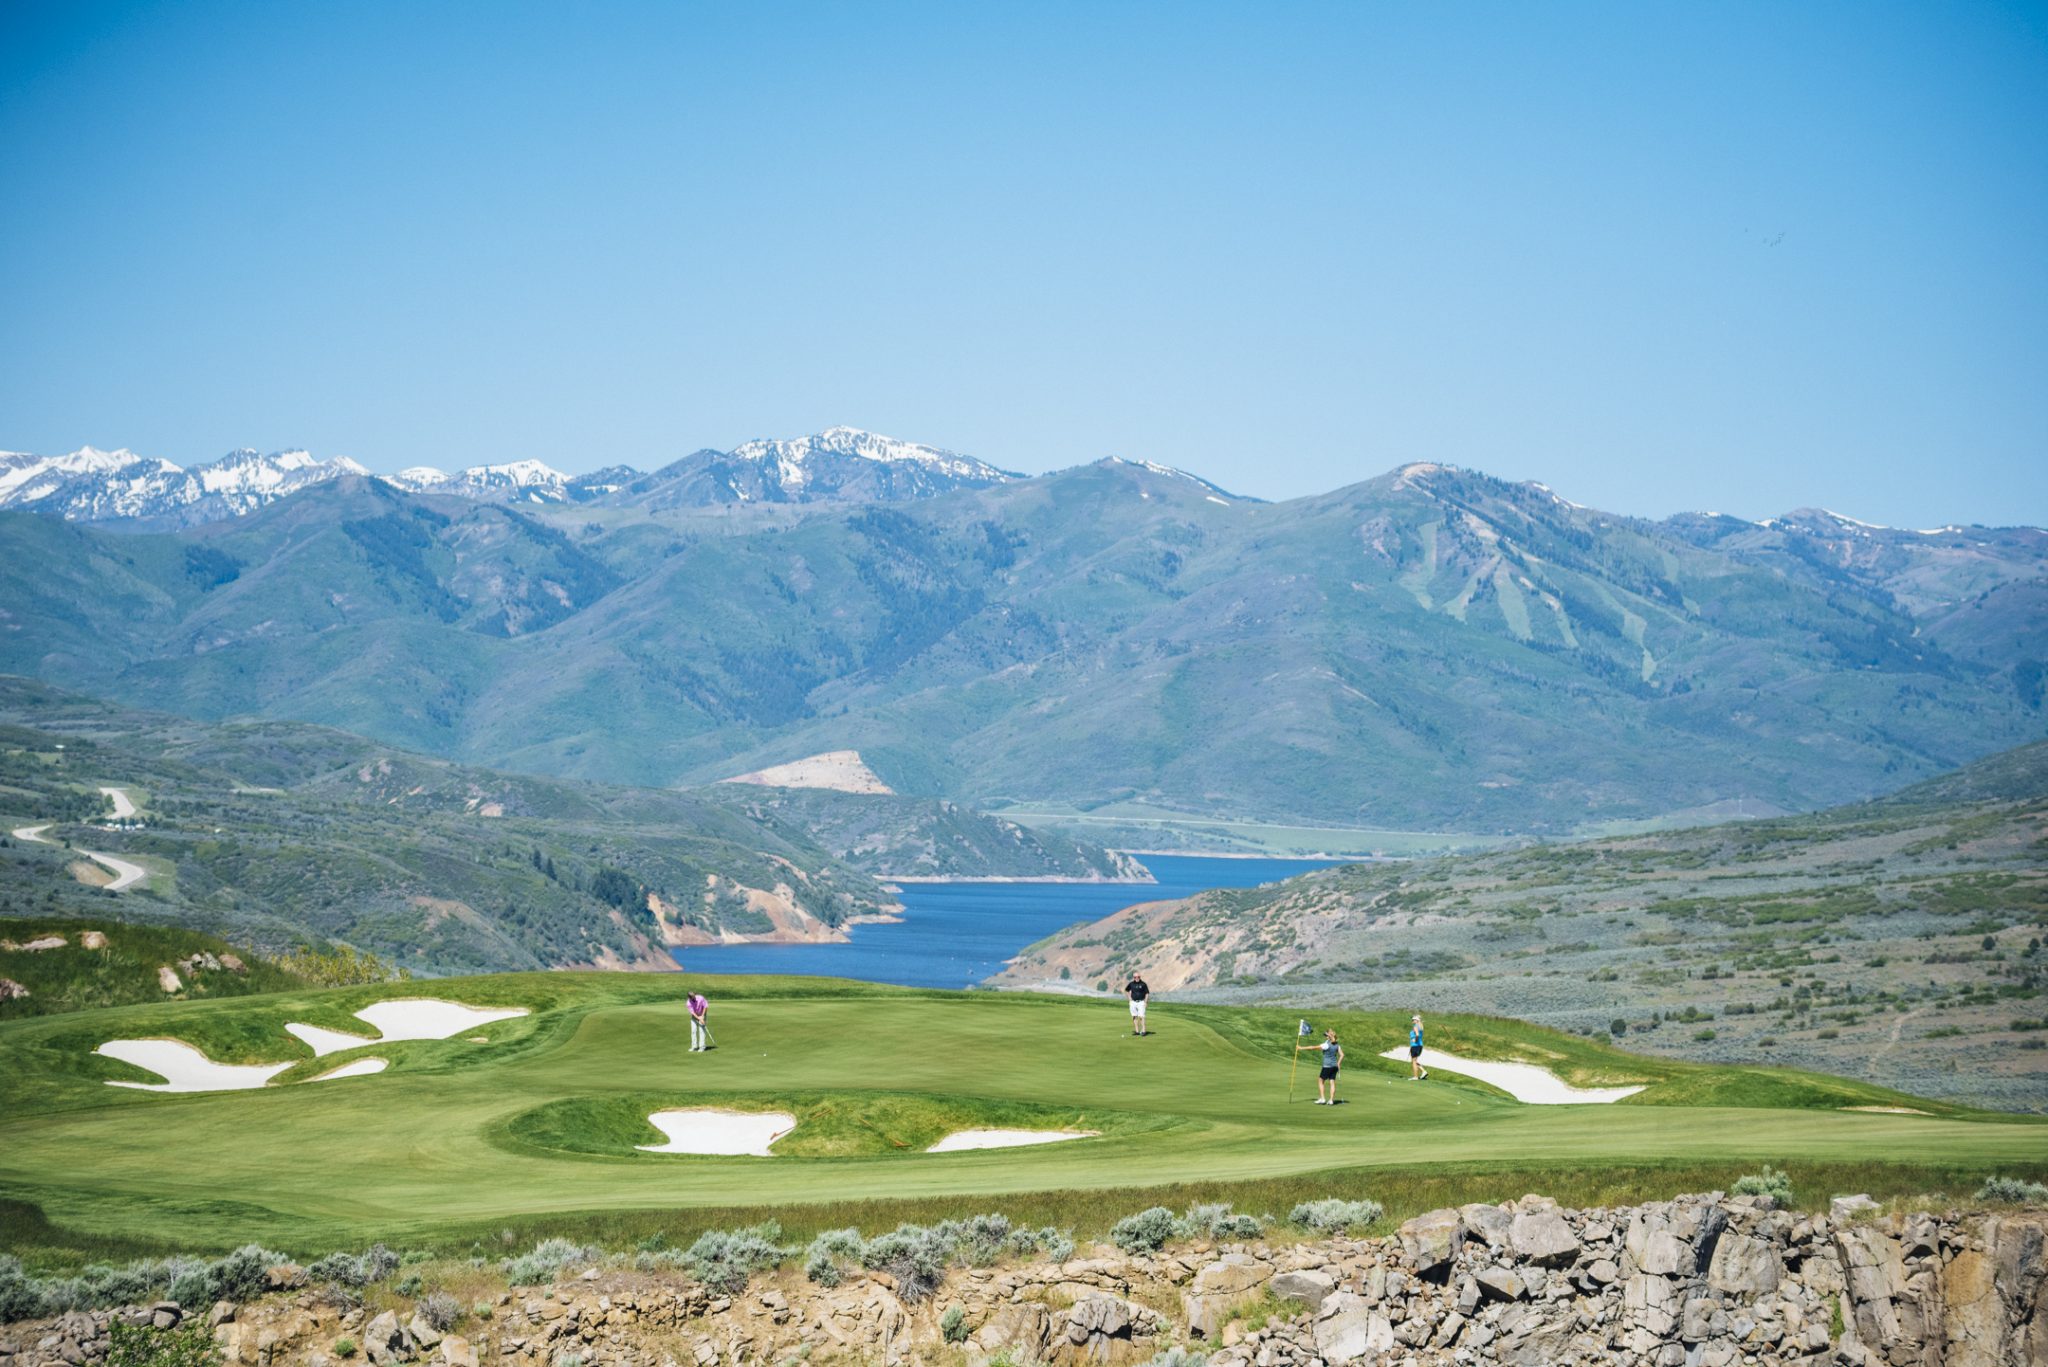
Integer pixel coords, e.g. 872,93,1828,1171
2,973,2042,1265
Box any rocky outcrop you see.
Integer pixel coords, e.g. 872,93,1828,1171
4,1195,2046,1367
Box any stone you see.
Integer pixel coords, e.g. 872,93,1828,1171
1637,1229,1692,1277
441,1338,477,1367
1508,1211,1581,1268
363,1312,409,1367
1475,1266,1525,1302
1459,1203,1512,1249
1311,1294,1393,1364
209,1304,237,1329
409,1317,444,1351
1269,1270,1335,1314
1183,1254,1273,1338
1707,1231,1783,1296
1397,1209,1464,1276
970,1302,1050,1360
1832,1195,1882,1222
1585,1258,1619,1286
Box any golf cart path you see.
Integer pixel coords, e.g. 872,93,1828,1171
11,810,148,891
100,787,138,819
1380,1047,1647,1104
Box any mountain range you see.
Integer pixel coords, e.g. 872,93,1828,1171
0,429,2040,836
0,427,1021,527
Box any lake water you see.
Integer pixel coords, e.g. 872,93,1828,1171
671,854,1343,988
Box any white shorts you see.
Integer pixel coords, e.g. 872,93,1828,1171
1129,999,1147,1018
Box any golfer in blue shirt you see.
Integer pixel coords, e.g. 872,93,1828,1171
1408,1014,1429,1080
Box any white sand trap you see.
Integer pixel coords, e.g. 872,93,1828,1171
286,998,528,1057
311,1057,388,1081
1380,1048,1646,1104
97,1039,291,1092
926,1129,1099,1152
637,1109,796,1156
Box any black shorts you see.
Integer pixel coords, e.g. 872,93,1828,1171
1409,1045,1423,1058
1319,1066,1338,1081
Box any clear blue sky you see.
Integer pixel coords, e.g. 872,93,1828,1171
3,2,2044,525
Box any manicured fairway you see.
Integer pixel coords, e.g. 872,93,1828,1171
2,973,2043,1257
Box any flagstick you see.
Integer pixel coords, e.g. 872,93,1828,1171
1288,1033,1301,1103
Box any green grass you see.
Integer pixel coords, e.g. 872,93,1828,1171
1,972,2042,1265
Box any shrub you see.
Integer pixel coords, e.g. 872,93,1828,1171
940,1215,1012,1267
1007,1226,1074,1263
940,1306,967,1343
332,1341,358,1360
418,1293,461,1333
1182,1204,1264,1241
394,1275,423,1298
308,1245,399,1289
1141,1349,1209,1367
1110,1207,1183,1254
502,1239,603,1287
1977,1176,2048,1204
860,1225,952,1302
803,1228,865,1287
0,1255,46,1323
684,1224,788,1295
1731,1166,1795,1204
1288,1198,1385,1234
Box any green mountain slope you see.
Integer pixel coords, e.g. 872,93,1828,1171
1,459,2039,834
994,739,2048,1110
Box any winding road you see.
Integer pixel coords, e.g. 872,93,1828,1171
10,786,149,891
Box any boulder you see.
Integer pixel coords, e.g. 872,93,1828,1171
1459,1203,1512,1249
406,1316,443,1351
1181,1254,1272,1338
361,1311,411,1366
971,1303,1050,1360
1706,1231,1783,1296
1507,1211,1580,1268
1397,1209,1464,1276
1831,1195,1882,1222
1312,1293,1394,1364
1475,1266,1526,1302
1268,1270,1335,1314
439,1337,476,1367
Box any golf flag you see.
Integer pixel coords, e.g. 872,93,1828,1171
1288,1019,1312,1101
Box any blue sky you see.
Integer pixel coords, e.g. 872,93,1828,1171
2,1,2044,525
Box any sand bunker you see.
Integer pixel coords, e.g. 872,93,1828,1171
637,1109,796,1156
286,998,528,1057
926,1129,1099,1152
1379,1048,1646,1104
97,1040,291,1092
312,1058,388,1081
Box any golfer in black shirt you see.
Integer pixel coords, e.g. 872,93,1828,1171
1124,973,1151,1035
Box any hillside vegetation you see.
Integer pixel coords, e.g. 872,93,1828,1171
1,460,2039,837
997,741,2048,1110
0,679,904,975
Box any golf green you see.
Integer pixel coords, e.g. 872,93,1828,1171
3,973,2043,1256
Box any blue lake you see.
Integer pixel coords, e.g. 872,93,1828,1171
672,854,1344,988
